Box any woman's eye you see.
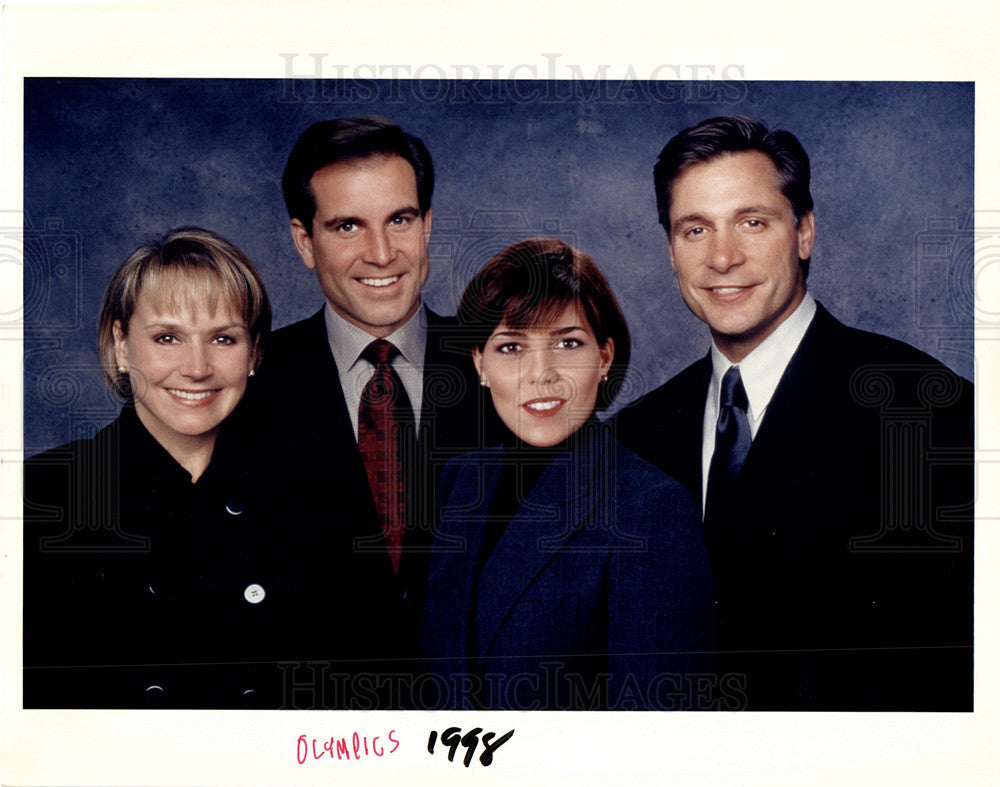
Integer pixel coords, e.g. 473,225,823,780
556,338,582,350
212,334,236,345
154,334,177,344
496,342,521,354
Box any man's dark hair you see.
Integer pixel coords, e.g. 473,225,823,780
654,115,813,275
282,116,434,235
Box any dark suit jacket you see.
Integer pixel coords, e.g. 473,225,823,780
248,306,498,682
615,303,974,710
23,403,366,708
422,424,716,710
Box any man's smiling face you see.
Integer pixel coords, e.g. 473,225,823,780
668,150,815,362
290,153,432,338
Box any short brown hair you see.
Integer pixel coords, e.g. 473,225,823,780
97,227,271,397
456,237,631,410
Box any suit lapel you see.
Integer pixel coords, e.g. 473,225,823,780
432,452,503,664
472,427,609,665
739,305,835,476
297,309,361,459
673,355,712,508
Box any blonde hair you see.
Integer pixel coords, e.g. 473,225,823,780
97,227,271,396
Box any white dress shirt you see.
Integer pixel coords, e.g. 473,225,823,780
700,293,817,510
324,303,427,441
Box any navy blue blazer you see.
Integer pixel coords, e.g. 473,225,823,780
423,424,715,711
615,302,974,710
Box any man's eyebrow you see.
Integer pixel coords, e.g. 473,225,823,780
671,212,709,231
672,205,784,231
733,205,783,217
320,214,363,230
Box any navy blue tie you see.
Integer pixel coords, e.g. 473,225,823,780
704,366,751,520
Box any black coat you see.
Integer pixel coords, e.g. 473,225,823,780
23,403,380,708
615,303,974,710
246,306,500,700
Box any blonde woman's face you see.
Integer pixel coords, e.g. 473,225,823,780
114,286,254,454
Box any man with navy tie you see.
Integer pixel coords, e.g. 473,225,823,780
616,116,974,710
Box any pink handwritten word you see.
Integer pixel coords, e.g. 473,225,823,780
297,730,400,764
427,726,515,767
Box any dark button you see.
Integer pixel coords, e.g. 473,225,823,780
400,587,409,601
145,684,166,696
241,688,256,697
712,599,721,608
226,499,246,516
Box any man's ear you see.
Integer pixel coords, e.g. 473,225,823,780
666,232,678,273
797,211,816,260
290,219,316,270
422,208,433,247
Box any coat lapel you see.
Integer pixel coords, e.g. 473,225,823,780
431,451,504,664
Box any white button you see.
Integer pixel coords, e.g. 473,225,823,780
244,583,266,604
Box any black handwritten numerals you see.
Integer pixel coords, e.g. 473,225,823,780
427,727,514,768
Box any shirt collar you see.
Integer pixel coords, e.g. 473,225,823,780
324,301,428,372
709,292,816,422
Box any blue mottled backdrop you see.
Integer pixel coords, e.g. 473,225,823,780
22,79,974,454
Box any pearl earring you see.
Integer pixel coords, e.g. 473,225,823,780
248,369,256,378
601,374,608,382
117,366,127,374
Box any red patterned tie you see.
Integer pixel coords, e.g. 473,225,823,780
358,339,412,573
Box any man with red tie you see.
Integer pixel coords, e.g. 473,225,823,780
251,117,494,707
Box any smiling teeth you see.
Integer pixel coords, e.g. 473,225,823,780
712,287,744,294
526,400,562,411
168,389,216,400
360,276,399,287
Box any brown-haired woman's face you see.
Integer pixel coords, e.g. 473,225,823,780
473,304,613,447
113,284,255,455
